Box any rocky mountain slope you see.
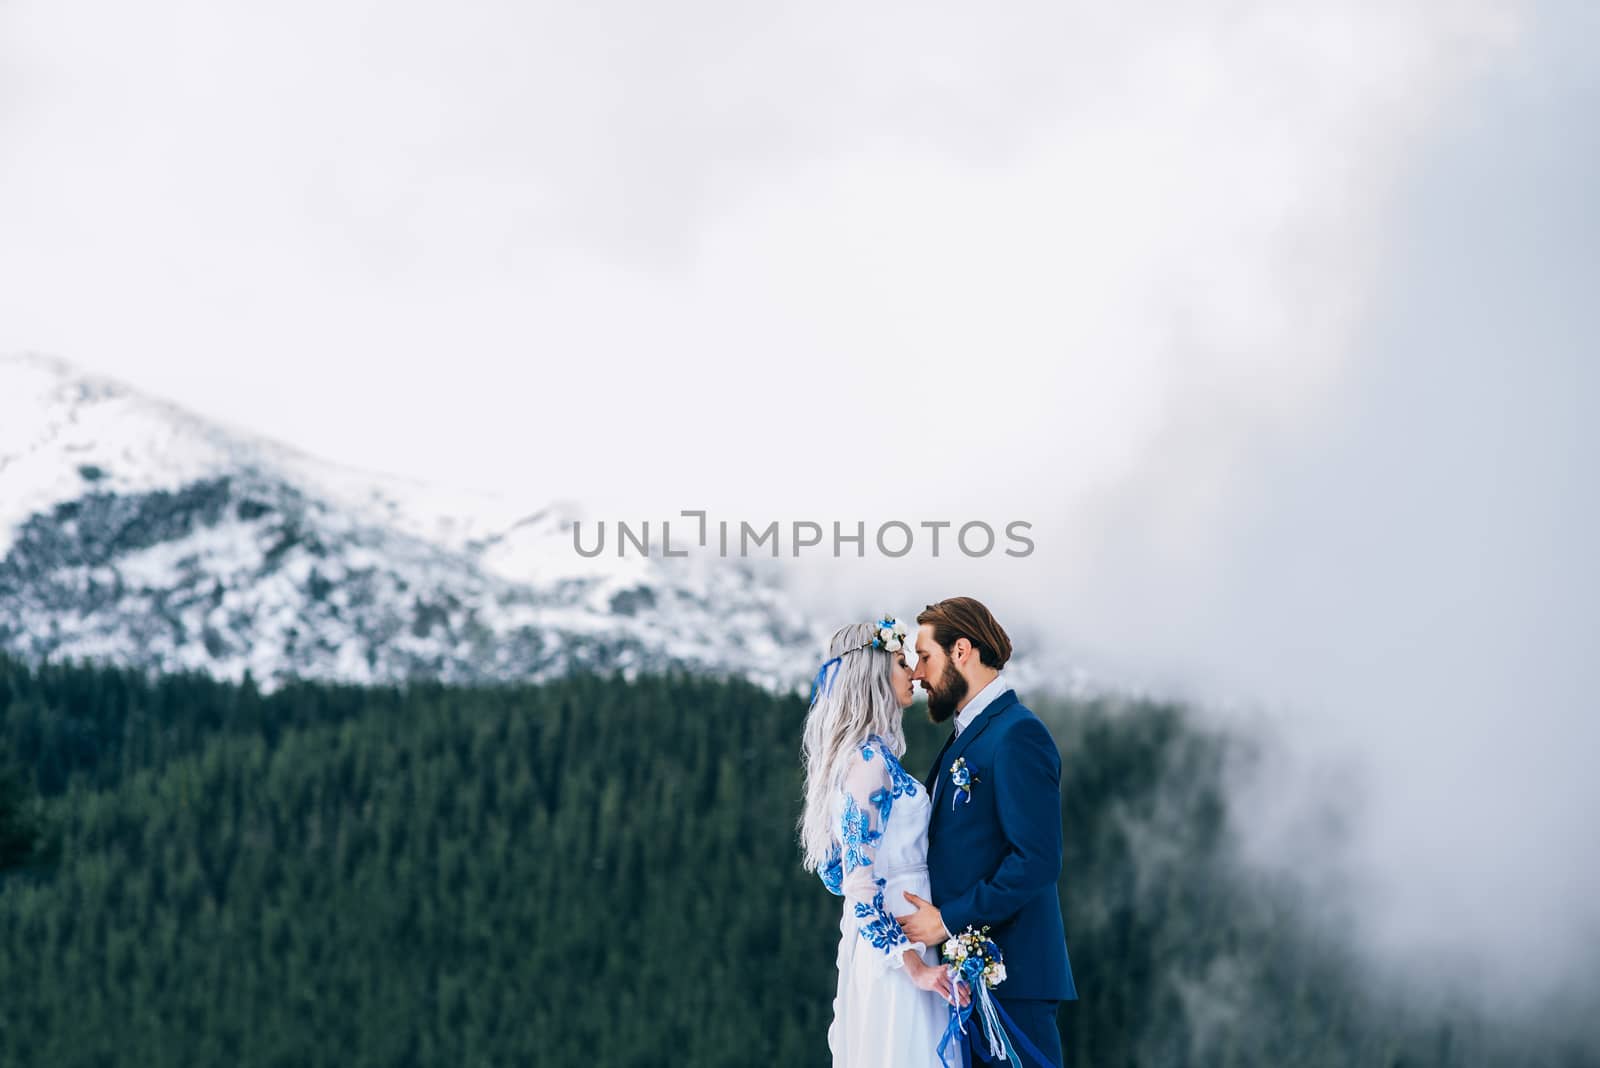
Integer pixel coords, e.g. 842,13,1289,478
0,353,823,693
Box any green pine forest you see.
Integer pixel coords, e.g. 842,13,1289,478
0,652,1592,1067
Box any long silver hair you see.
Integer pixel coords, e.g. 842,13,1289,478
797,621,907,872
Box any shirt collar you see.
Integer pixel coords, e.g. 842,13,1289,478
954,672,1011,736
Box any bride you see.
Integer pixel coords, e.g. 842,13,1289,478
799,618,969,1067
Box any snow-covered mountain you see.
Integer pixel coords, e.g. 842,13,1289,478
0,353,826,694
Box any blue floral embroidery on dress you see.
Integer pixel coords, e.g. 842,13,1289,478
868,785,893,822
818,843,843,896
861,735,919,822
852,876,910,952
884,750,919,801
821,741,926,952
839,791,880,873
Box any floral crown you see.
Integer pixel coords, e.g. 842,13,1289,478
808,616,909,705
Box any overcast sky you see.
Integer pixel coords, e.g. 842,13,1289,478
3,0,1595,1016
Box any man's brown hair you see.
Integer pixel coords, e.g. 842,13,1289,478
916,596,1013,670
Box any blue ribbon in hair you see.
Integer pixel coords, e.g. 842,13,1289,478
808,655,844,705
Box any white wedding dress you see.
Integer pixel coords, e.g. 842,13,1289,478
818,734,951,1067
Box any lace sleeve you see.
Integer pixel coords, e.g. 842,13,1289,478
836,743,926,972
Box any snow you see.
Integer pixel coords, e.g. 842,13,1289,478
0,353,238,559
0,351,831,694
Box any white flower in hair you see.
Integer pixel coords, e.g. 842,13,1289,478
872,616,907,653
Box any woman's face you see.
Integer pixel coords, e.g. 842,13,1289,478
889,648,916,709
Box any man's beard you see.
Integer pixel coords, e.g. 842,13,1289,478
924,661,969,724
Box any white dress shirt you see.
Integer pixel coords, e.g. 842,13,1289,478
953,672,1012,736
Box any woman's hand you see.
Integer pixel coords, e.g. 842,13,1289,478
906,954,971,1007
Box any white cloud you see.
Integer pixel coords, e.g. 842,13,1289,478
8,0,1595,1015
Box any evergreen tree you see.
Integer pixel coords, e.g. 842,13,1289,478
0,650,1591,1066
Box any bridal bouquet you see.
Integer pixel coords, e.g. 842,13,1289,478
936,925,1050,1068
942,924,1006,988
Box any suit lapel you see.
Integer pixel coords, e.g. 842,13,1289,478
925,728,958,794
930,689,1019,811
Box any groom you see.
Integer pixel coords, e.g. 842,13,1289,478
897,596,1078,1068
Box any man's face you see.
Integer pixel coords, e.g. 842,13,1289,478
911,623,968,723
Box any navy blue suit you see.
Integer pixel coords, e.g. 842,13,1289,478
925,688,1076,1067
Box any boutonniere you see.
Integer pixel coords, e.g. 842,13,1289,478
948,757,980,808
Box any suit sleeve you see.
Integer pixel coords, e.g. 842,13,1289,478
938,717,1063,934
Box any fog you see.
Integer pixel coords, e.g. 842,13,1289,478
3,0,1593,1016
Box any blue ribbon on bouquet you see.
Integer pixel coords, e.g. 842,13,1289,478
936,959,1059,1068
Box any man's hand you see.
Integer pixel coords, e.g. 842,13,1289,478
897,891,951,945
